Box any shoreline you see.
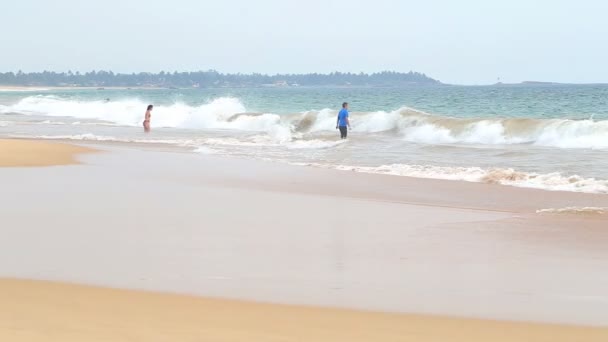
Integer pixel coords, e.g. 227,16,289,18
2,138,607,214
0,85,167,91
4,135,608,198
2,278,608,342
1,137,606,214
2,140,608,341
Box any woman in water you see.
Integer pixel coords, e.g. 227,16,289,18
143,105,153,133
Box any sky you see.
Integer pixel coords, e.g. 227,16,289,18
1,0,607,85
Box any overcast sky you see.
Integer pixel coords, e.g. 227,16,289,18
1,0,606,84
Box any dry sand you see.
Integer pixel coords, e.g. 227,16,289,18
0,86,50,91
0,85,164,91
2,278,608,342
0,139,95,167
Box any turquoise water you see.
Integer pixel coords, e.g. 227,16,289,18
2,84,608,119
1,85,607,193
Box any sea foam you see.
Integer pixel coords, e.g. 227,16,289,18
3,96,608,149
536,207,607,215
307,163,608,194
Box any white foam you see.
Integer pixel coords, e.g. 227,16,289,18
2,95,246,127
354,110,401,132
303,108,340,132
18,130,608,194
193,146,217,154
26,133,128,142
308,163,608,194
536,207,607,215
401,123,455,144
392,110,608,149
286,139,347,149
5,97,608,149
201,137,279,147
18,134,199,147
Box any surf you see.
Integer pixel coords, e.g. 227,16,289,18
3,95,608,149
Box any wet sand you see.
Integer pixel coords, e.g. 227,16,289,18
2,278,608,342
1,142,608,341
0,139,95,167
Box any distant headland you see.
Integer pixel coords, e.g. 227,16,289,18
493,81,607,86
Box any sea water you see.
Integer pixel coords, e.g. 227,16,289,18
1,85,607,193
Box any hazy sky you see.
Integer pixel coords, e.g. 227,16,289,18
2,0,607,84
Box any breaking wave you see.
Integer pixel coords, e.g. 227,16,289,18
304,163,608,194
10,131,608,194
16,133,201,146
536,207,607,215
14,133,345,152
2,95,608,148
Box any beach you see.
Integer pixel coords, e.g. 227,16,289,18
3,278,608,342
0,138,94,167
1,139,607,341
3,86,608,198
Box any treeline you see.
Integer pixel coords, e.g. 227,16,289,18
0,70,441,87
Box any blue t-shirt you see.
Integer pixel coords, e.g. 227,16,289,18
338,109,349,127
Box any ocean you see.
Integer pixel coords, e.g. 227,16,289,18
1,85,607,193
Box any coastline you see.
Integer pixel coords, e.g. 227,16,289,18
1,140,608,340
2,278,607,342
0,85,166,91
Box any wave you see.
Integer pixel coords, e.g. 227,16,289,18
393,111,608,149
13,131,608,194
0,95,246,127
3,95,608,148
15,133,344,152
304,163,608,194
15,133,202,147
536,207,607,215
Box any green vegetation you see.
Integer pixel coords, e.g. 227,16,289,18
0,70,440,87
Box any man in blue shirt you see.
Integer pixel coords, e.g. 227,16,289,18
336,102,351,139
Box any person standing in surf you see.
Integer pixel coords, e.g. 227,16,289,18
336,102,351,139
143,105,153,133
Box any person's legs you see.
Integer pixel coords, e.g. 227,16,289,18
339,126,347,139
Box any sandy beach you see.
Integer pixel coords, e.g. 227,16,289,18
2,278,608,342
0,139,94,167
0,86,52,91
0,85,171,91
1,139,607,341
